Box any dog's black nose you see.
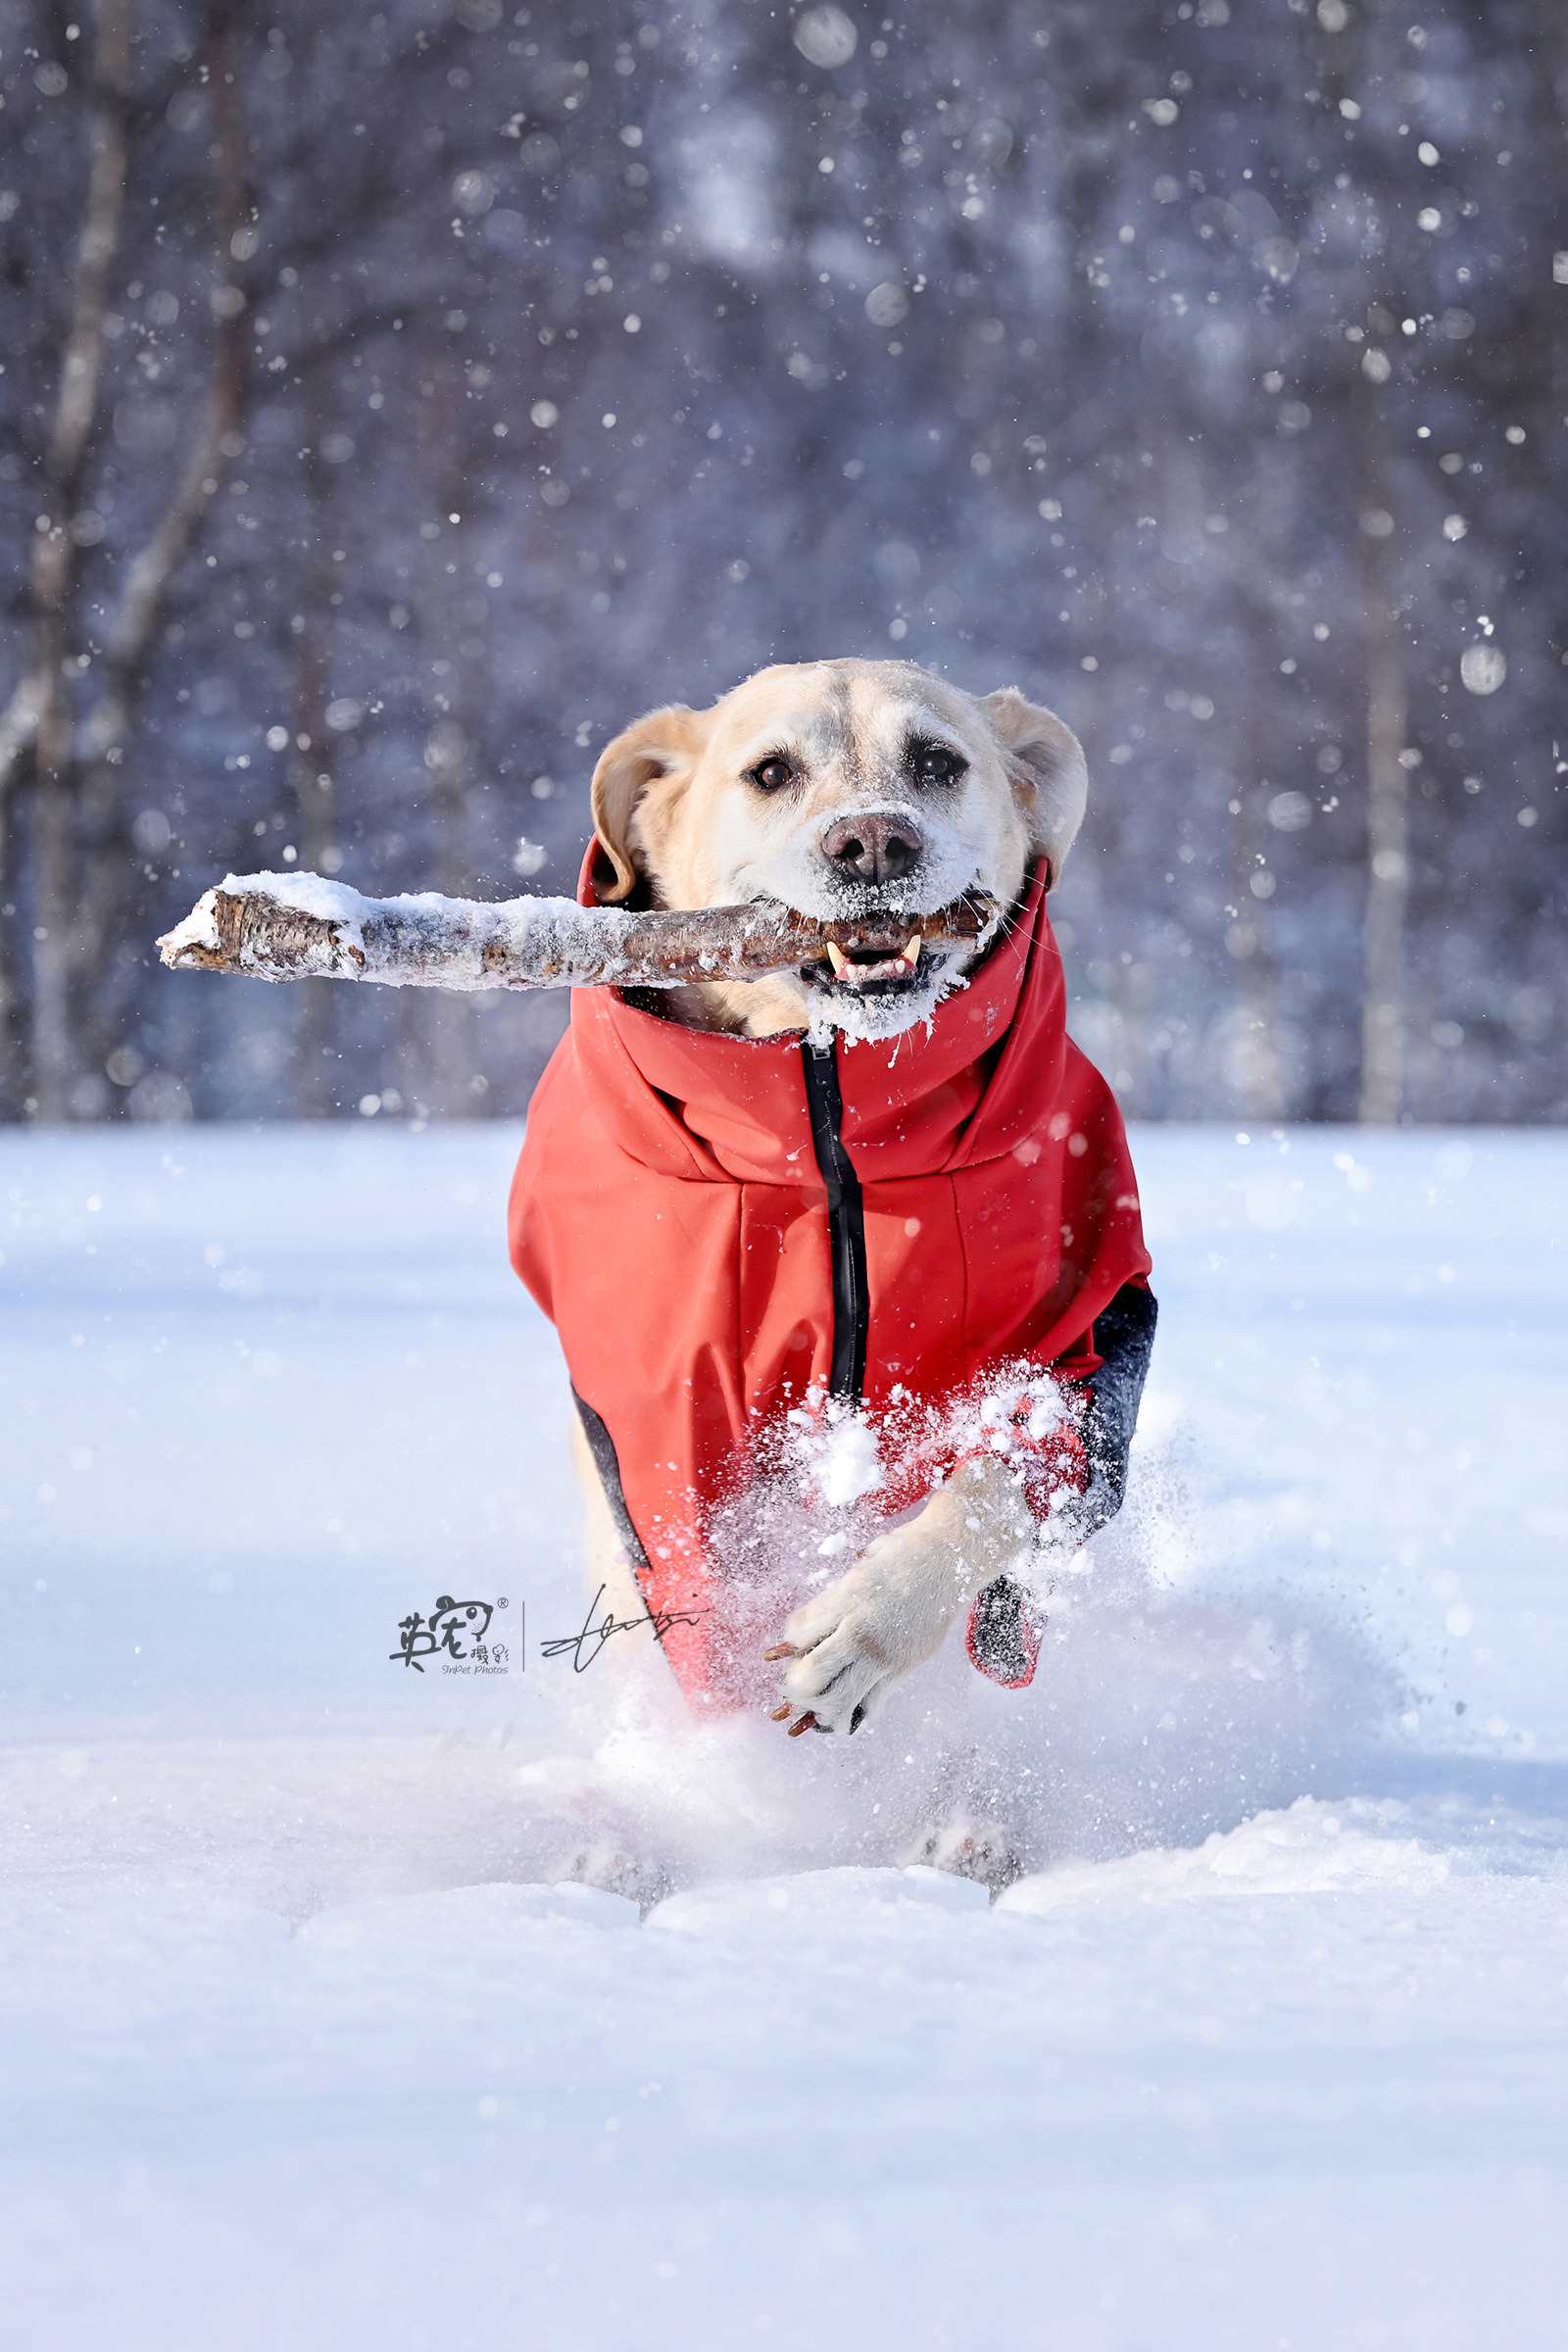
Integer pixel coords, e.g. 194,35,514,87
819,810,924,883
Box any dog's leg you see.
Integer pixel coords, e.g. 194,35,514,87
567,1412,683,1694
769,1456,1035,1734
570,1410,649,1626
536,1414,681,1908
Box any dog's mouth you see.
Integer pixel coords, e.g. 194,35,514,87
788,889,997,1001
798,932,934,999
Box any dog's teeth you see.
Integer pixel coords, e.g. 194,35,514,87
825,941,849,977
903,934,922,967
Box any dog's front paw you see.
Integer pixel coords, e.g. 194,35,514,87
767,1520,971,1736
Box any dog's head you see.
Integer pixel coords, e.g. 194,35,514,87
588,660,1087,1039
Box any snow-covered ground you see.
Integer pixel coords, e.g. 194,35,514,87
3,1118,1565,2350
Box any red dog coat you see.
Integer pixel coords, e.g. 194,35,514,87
510,851,1152,1703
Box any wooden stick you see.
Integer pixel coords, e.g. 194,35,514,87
157,872,999,993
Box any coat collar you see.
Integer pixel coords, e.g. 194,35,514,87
567,847,1067,1186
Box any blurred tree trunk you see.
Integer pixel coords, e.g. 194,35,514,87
70,0,253,1097
401,347,481,1120
291,393,341,1117
17,0,252,1116
24,0,134,1119
1232,696,1286,1126
1356,388,1409,1128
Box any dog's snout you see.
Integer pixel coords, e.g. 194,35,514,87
819,809,924,884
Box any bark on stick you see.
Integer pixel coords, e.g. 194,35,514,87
157,872,999,992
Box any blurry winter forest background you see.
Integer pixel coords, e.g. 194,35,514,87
1,0,1564,1127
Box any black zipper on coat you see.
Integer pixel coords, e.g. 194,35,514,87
802,1039,867,1405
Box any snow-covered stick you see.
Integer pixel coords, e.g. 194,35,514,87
156,870,1000,993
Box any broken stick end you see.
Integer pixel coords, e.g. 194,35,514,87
157,888,225,970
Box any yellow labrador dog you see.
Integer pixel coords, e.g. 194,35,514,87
536,658,1111,1740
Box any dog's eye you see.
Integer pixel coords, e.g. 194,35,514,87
749,757,796,793
911,743,965,787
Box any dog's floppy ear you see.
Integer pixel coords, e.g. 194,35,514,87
589,704,710,905
976,688,1088,890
